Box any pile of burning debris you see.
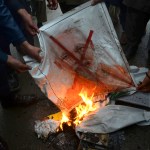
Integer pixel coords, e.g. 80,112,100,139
34,84,150,149
34,89,126,149
34,88,109,138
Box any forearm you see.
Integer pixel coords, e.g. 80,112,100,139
0,0,26,45
5,0,31,24
17,8,29,17
17,8,32,23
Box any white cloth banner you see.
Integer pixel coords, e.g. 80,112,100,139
24,2,135,112
76,105,150,134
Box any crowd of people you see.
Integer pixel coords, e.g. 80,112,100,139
0,0,150,149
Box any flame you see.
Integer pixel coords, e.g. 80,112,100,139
60,112,70,130
74,88,97,126
60,88,98,130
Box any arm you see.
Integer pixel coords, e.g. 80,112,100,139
6,0,39,35
0,41,41,72
0,0,41,71
17,8,39,35
0,48,30,72
0,0,26,45
5,0,24,11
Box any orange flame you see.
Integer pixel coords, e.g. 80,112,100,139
60,112,71,130
74,88,97,126
59,88,98,130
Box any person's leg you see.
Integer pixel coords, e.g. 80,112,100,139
0,64,37,108
59,2,78,13
106,0,121,6
124,7,149,60
30,0,36,16
0,63,13,108
0,64,10,97
119,3,126,31
35,0,47,28
119,3,127,45
59,2,67,13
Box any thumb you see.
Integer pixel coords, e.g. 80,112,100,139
32,24,39,33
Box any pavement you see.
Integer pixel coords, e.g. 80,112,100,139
0,4,150,150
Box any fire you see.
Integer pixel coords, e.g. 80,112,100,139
60,88,98,129
74,88,97,126
60,112,71,130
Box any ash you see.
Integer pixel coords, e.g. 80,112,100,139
47,124,79,150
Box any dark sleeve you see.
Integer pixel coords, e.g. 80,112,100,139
6,0,24,12
0,48,8,64
0,0,26,46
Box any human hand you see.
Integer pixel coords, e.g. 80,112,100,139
18,9,39,35
91,0,104,6
7,55,31,73
24,14,39,36
20,41,42,62
137,71,150,92
47,0,58,10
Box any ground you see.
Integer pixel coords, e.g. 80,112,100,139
0,4,150,150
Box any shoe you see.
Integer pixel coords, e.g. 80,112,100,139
0,136,9,150
8,71,20,92
0,94,38,108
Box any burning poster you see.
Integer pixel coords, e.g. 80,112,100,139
24,2,135,112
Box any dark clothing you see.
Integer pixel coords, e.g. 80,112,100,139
0,0,30,98
59,0,88,13
123,0,150,14
0,64,9,96
123,0,150,60
6,0,30,12
0,0,26,64
59,0,87,5
0,50,8,64
30,0,47,23
105,0,126,31
105,0,123,6
124,7,150,59
6,0,31,29
0,0,27,45
5,0,34,44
